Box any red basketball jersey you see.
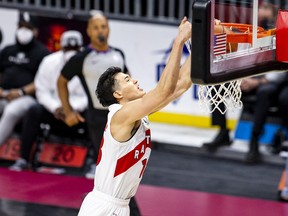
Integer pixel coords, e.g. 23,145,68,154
94,104,152,200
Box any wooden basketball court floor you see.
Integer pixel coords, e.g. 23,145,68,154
0,124,287,216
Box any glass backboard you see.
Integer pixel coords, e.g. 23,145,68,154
191,0,288,84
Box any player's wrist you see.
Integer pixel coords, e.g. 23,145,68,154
221,25,225,33
174,35,186,46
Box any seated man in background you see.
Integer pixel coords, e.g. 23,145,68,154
202,71,288,164
243,72,288,164
0,12,50,146
9,30,88,171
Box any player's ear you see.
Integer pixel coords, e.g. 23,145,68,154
113,91,123,100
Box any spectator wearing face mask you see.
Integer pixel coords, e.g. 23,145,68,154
0,11,50,146
9,30,88,171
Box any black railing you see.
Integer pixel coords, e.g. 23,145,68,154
0,0,195,25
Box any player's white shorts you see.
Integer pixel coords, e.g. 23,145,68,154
78,190,130,216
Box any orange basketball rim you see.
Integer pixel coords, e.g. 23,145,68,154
221,23,276,44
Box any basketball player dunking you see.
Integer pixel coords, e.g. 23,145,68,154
78,17,192,216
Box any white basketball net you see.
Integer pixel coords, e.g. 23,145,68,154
197,81,243,114
184,39,243,114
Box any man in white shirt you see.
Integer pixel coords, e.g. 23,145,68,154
10,30,88,171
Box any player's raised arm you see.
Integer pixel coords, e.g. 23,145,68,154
152,54,192,113
113,17,191,123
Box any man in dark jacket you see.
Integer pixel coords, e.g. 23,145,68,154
0,11,50,146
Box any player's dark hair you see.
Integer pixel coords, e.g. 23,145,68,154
96,66,122,107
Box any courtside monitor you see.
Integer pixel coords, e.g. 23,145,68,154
191,0,288,84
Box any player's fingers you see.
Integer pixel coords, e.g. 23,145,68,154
214,19,221,25
181,16,187,25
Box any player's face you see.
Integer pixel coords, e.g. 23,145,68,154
114,73,145,103
87,15,110,47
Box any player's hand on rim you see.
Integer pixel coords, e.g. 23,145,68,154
214,19,221,25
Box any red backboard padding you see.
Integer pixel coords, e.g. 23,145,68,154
276,10,288,63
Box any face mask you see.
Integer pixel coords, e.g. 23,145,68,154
16,27,34,45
